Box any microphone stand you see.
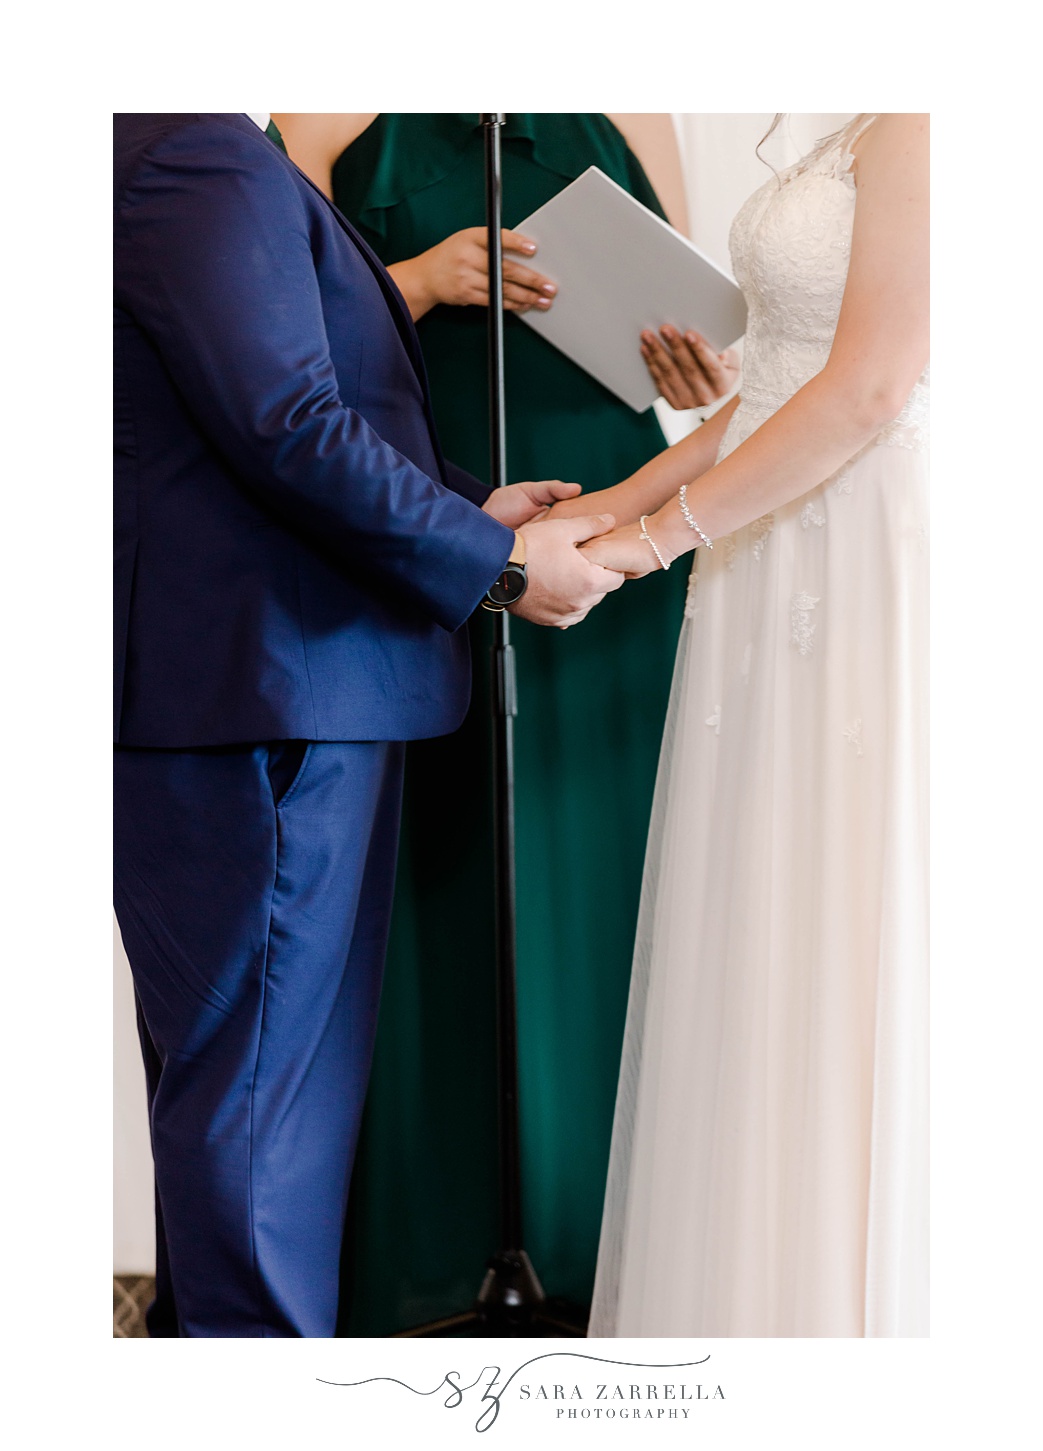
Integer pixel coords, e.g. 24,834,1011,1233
392,114,585,1338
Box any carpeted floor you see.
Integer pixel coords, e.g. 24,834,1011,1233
113,1275,153,1338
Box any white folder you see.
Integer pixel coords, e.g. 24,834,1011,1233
512,166,747,413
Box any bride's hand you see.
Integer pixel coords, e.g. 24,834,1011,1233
545,485,623,523
579,520,673,578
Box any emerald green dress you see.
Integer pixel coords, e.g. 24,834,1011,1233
332,115,689,1334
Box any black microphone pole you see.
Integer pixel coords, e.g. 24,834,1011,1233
394,116,585,1337
470,111,545,1330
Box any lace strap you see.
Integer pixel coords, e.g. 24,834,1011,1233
841,113,878,148
829,113,878,179
788,113,878,183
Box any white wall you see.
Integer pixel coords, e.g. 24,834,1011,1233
112,113,857,1275
113,918,155,1272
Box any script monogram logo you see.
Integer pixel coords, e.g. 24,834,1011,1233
318,1352,716,1432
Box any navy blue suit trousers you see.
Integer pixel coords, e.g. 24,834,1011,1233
115,741,404,1336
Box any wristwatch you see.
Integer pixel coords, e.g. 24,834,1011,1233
481,533,528,612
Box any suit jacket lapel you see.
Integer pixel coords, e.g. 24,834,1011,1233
287,162,422,373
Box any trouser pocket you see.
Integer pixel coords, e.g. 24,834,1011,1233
267,741,311,808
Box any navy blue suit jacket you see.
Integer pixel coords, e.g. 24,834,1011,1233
114,113,513,746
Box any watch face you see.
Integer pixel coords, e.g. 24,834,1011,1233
487,562,528,607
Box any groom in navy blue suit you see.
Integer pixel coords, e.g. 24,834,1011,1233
113,113,620,1337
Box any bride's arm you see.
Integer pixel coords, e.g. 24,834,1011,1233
584,113,929,574
550,395,740,525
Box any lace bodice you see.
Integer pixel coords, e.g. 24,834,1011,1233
725,115,928,451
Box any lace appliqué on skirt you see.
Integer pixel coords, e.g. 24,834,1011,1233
790,592,821,656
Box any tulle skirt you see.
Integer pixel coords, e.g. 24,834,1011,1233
589,424,929,1337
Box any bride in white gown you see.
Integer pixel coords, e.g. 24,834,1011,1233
555,114,928,1337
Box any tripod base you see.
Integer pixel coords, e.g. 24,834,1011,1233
392,1251,588,1338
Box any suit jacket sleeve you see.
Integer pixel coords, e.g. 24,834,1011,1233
443,459,492,507
114,119,513,633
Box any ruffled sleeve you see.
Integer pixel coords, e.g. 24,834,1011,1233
332,113,669,248
332,115,479,242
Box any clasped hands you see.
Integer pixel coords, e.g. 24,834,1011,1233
539,486,677,580
481,479,623,628
482,479,670,630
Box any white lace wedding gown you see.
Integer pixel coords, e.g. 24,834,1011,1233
589,116,928,1338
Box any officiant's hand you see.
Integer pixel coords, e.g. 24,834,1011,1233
641,326,740,411
389,228,558,320
482,479,583,528
511,514,624,627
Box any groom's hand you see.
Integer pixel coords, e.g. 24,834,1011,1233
482,479,583,529
510,514,624,627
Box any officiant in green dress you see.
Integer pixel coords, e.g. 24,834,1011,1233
273,112,736,1334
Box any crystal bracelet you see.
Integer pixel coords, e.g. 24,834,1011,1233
639,515,670,571
678,483,713,549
